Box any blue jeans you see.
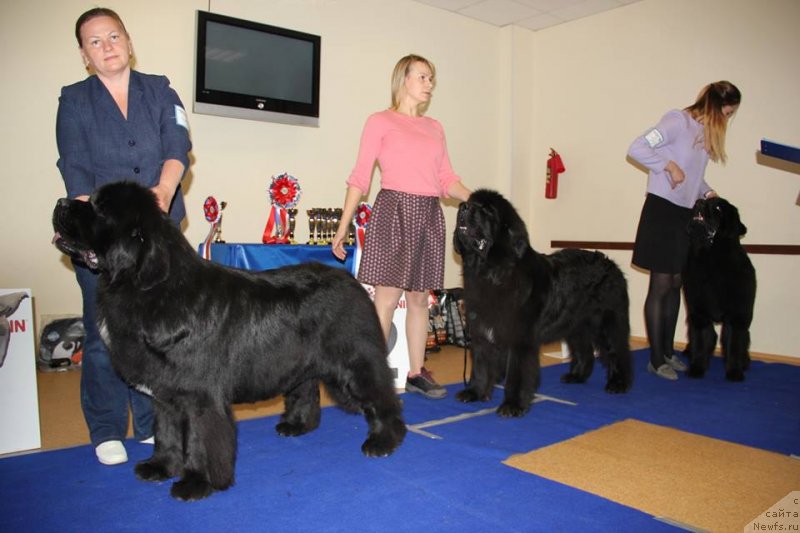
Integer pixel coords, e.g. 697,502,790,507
74,263,153,446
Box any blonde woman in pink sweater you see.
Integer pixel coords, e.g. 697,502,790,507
332,54,471,399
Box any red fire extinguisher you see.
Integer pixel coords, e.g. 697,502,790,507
545,148,565,199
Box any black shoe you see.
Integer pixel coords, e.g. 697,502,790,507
405,368,447,399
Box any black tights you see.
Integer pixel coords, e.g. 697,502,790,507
644,272,682,367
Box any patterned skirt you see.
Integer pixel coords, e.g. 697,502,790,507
357,189,446,292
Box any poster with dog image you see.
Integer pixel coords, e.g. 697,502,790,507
0,288,41,455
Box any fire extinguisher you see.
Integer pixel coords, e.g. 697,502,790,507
545,148,565,199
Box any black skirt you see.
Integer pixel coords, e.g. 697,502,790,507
632,193,693,274
357,189,445,292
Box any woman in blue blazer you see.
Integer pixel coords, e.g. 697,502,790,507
55,7,192,466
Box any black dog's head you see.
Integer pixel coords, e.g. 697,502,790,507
52,182,173,289
687,196,747,248
454,189,530,267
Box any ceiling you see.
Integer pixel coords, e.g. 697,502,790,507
412,0,643,31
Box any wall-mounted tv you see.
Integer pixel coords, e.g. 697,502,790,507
194,11,321,127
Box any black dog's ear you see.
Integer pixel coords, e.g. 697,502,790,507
726,203,748,238
135,230,170,290
738,221,748,237
509,226,529,259
453,233,464,256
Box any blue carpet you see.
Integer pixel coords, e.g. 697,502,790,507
1,350,797,532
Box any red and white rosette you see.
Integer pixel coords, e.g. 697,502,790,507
262,173,301,244
353,202,372,276
202,196,222,260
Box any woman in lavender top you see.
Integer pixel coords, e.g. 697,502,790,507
628,81,741,380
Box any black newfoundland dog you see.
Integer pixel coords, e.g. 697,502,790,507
52,182,405,501
454,189,633,417
683,196,756,381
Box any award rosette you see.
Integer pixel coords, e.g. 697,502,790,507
263,173,301,244
201,196,224,260
353,202,372,276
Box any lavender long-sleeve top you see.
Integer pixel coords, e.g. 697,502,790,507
627,109,712,208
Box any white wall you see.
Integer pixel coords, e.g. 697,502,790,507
0,0,797,357
522,0,800,357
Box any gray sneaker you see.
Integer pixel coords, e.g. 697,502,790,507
405,368,447,399
664,354,687,372
648,361,678,381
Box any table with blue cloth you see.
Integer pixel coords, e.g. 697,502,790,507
198,242,356,274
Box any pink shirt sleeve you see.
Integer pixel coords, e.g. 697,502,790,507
347,110,461,197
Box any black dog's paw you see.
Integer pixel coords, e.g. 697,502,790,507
604,373,631,394
361,434,399,457
361,417,406,457
497,401,529,418
560,372,587,384
456,388,490,403
275,420,313,437
170,471,219,502
135,459,177,482
725,368,746,382
687,364,706,379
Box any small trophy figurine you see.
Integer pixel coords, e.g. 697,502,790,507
263,173,302,244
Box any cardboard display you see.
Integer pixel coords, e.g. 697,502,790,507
0,289,41,455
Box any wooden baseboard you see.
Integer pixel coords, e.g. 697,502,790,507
629,336,800,366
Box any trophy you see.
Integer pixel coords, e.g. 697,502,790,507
202,196,225,260
287,208,298,243
263,173,301,244
214,201,227,243
307,208,317,244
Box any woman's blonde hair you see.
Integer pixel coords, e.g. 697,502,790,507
390,54,436,115
685,81,741,164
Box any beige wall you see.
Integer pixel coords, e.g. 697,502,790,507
1,0,797,357
517,0,799,358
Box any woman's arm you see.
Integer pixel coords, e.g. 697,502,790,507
447,181,472,202
55,91,95,199
331,186,365,260
153,76,192,212
150,159,185,213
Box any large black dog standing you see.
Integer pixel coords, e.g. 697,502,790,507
52,182,405,501
683,196,756,381
454,189,633,417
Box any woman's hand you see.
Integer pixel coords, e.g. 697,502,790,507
331,225,349,260
150,182,175,213
331,186,365,261
151,159,185,213
664,160,685,189
447,181,472,202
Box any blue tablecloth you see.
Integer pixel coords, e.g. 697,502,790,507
198,242,356,274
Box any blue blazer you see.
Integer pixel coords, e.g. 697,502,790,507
56,71,192,222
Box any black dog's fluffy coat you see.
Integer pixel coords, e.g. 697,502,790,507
453,189,633,417
52,182,405,501
683,196,756,381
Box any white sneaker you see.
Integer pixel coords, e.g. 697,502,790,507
140,436,155,445
95,440,128,465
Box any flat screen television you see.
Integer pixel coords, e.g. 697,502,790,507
194,11,321,127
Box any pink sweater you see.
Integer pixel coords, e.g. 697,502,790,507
347,110,461,197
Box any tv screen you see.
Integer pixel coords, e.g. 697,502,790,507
194,11,321,127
